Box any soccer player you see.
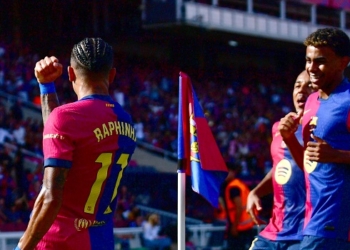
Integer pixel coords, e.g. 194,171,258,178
279,27,350,250
246,70,313,250
16,38,137,250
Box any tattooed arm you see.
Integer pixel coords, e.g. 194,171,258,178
16,57,67,250
34,56,63,124
40,93,59,124
17,167,69,250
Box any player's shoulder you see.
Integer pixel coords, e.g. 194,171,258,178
308,91,319,101
338,79,350,98
110,102,134,123
47,102,81,123
271,121,280,134
52,102,77,114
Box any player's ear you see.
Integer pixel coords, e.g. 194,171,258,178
68,66,76,83
108,68,116,84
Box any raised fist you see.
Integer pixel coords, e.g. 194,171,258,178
34,56,63,83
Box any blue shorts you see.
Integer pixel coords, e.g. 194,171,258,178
249,235,301,250
300,235,350,250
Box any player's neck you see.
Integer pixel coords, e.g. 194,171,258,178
76,86,109,100
74,80,109,100
319,76,344,99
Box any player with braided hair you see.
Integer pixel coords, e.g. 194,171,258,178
72,38,113,72
16,38,136,250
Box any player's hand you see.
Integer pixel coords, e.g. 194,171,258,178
278,111,302,140
246,191,262,225
34,56,63,83
305,135,336,163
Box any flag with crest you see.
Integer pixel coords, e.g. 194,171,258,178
177,72,227,207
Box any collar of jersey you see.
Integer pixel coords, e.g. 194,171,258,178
79,94,113,102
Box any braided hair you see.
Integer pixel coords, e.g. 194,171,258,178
71,38,114,73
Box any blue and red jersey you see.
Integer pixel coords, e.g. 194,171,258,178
301,79,350,241
36,95,136,250
259,122,306,241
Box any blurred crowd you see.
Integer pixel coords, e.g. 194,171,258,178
0,38,298,231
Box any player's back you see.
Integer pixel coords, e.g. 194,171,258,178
39,95,136,250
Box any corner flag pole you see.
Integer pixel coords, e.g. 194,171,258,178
177,72,190,250
177,164,186,250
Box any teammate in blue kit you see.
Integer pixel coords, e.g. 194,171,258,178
279,28,350,250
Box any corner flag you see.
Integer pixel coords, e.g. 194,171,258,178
177,72,227,208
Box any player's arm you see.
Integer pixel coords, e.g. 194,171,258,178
40,93,59,125
246,170,272,225
17,167,69,250
278,111,304,169
305,114,350,164
34,56,62,124
306,134,350,164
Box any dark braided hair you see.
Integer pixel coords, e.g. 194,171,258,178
304,28,350,57
71,38,114,73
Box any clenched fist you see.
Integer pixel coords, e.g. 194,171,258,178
34,56,63,83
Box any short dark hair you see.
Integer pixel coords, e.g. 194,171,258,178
304,28,350,57
71,38,114,73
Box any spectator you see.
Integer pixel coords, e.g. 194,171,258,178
219,162,255,250
11,121,26,146
0,127,13,144
142,213,172,250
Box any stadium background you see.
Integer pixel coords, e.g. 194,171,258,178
0,0,350,248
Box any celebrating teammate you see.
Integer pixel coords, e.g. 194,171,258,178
279,28,350,249
247,70,313,250
16,38,136,250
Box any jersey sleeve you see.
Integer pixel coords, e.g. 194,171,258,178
271,121,279,137
42,108,74,168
